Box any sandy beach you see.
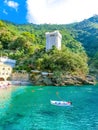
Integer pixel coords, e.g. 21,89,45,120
0,80,32,89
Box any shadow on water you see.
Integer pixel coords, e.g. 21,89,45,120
38,110,57,117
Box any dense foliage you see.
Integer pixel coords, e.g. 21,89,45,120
20,47,88,75
66,15,98,73
66,15,98,58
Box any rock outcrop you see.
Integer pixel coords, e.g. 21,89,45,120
30,71,96,86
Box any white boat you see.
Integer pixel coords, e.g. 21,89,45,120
50,100,72,106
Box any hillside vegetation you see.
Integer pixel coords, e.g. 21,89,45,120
1,16,98,84
66,15,98,74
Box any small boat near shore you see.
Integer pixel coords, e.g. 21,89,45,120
50,100,72,107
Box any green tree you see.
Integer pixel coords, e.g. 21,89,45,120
21,32,35,43
0,31,12,49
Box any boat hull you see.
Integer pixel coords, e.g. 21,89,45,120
50,100,72,106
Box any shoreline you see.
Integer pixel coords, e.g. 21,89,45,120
0,80,32,89
0,80,97,89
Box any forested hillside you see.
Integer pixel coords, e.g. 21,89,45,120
66,15,98,73
67,15,98,57
1,15,98,81
0,19,88,77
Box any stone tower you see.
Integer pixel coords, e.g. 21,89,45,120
45,30,62,51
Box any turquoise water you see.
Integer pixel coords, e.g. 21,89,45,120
0,85,98,130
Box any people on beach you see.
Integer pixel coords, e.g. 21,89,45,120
0,81,11,89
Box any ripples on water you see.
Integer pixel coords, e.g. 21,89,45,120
0,85,98,130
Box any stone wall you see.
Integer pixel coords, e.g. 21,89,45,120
11,72,29,81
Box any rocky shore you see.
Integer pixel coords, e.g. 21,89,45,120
0,73,96,88
30,72,96,86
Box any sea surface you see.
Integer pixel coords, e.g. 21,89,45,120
0,85,98,130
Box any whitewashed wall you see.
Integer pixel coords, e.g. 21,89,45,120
46,30,62,51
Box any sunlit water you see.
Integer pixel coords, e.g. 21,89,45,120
0,85,98,130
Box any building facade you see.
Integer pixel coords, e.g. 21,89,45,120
0,62,12,81
45,30,62,51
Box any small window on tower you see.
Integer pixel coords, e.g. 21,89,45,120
50,34,55,36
